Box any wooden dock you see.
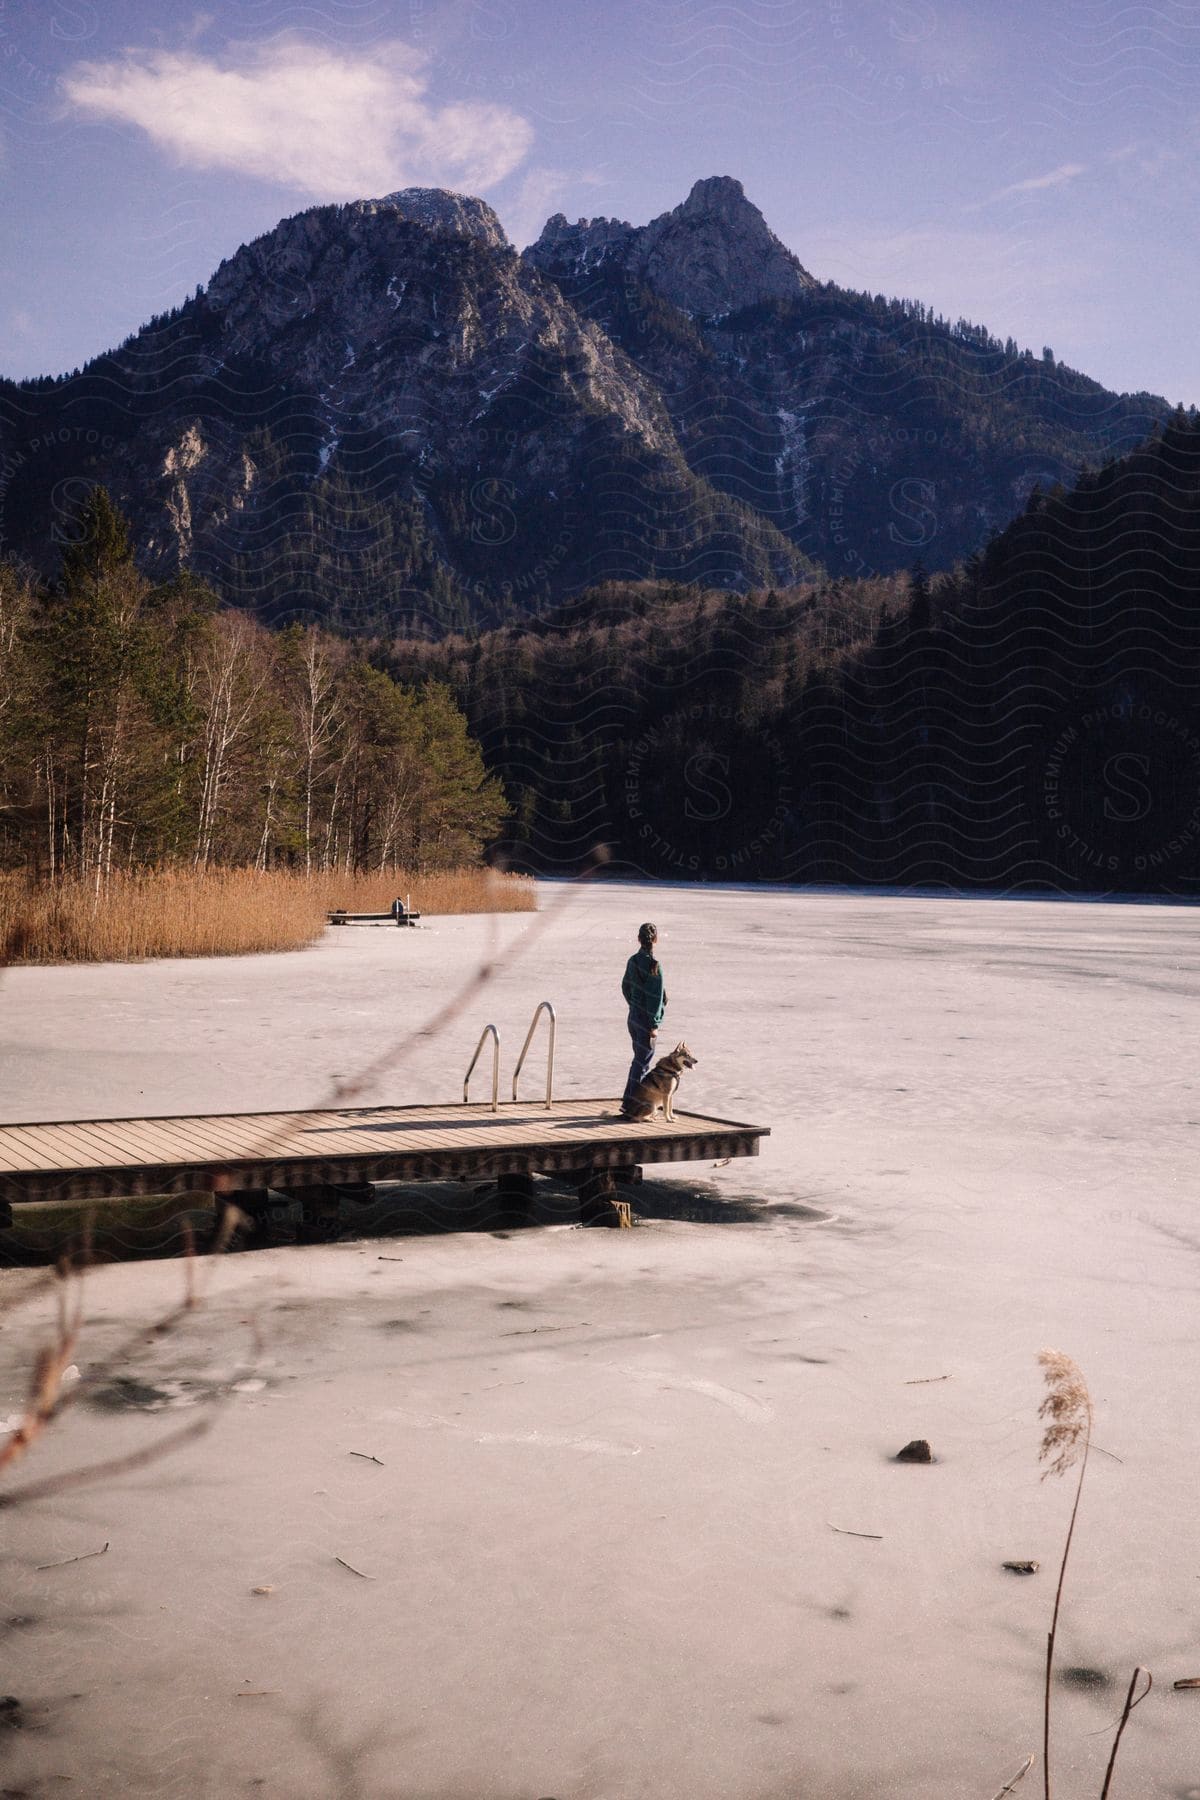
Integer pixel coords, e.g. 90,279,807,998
327,899,420,927
0,1099,768,1228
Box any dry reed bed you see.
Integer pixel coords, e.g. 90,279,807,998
0,867,535,964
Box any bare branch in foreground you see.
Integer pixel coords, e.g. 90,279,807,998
0,864,595,1513
0,1254,85,1478
0,1204,255,1508
0,1414,213,1509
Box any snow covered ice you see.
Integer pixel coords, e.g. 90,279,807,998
0,883,1197,1798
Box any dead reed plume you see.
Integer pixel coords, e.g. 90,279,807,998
0,865,534,964
1034,1349,1150,1800
1037,1347,1094,1800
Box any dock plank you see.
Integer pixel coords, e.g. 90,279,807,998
0,1125,77,1173
0,1099,768,1205
17,1121,140,1170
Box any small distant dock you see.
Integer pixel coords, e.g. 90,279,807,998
327,896,420,928
0,1100,768,1231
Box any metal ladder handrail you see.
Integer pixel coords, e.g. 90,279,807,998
464,1024,501,1112
512,1000,556,1110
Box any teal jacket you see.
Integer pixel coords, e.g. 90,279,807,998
622,948,667,1027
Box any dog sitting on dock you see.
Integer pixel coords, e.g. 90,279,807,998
622,1043,697,1123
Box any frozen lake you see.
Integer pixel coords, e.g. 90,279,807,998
2,883,1198,1797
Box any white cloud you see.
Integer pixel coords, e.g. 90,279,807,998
990,162,1087,202
956,161,1088,217
62,36,534,200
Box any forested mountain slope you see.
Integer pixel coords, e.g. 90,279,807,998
385,414,1200,895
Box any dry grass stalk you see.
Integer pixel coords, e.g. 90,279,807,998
989,1753,1034,1799
1036,1348,1094,1800
36,1541,108,1570
1099,1668,1151,1800
0,865,535,965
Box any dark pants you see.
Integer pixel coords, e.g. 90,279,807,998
622,1011,657,1107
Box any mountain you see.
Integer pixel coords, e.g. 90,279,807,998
0,185,811,633
526,178,1168,582
0,177,1171,628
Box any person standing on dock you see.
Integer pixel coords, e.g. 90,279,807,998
621,922,667,1116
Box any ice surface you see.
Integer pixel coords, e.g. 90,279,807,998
1,883,1197,1797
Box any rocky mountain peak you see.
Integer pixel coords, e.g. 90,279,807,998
637,176,815,314
526,175,815,317
679,174,751,218
201,185,514,352
363,187,510,251
531,209,636,272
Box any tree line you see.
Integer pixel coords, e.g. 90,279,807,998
383,411,1200,895
6,410,1198,897
0,491,507,881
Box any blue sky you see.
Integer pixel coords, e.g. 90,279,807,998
2,0,1198,401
